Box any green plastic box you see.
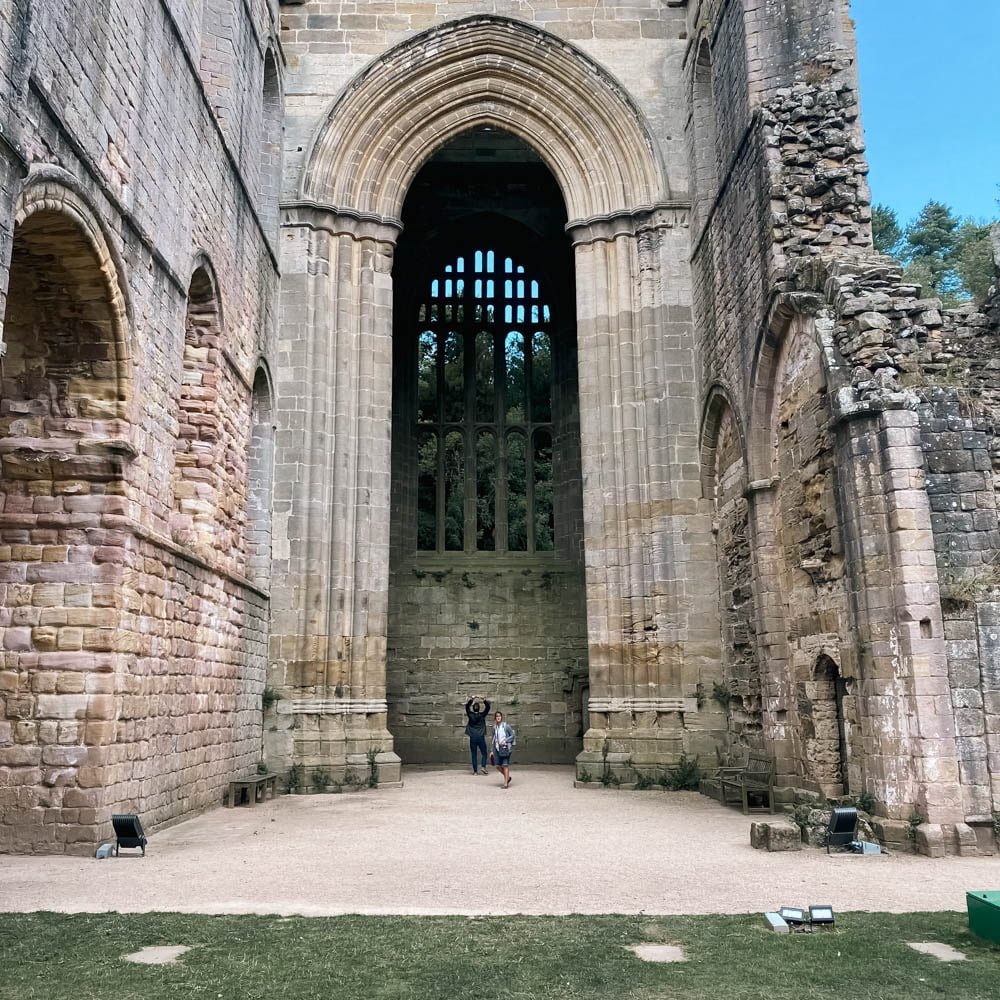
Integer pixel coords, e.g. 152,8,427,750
966,891,1000,944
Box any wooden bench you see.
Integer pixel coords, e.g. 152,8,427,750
698,748,748,802
227,773,278,807
720,753,775,814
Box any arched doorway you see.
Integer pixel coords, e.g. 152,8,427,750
274,16,711,783
387,131,588,763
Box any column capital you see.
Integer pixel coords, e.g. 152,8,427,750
566,201,691,246
280,200,402,245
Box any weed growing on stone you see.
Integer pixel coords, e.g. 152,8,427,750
287,764,304,793
711,682,731,709
312,768,331,793
852,789,876,815
665,753,701,791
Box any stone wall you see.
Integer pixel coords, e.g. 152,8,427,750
279,1,692,208
0,0,281,853
910,283,1000,834
387,564,589,763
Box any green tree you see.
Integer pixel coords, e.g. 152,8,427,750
954,221,996,305
903,199,963,299
873,196,997,306
872,203,903,257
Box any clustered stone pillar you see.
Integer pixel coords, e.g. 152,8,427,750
743,479,795,765
268,205,401,786
571,208,723,779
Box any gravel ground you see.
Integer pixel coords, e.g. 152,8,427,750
2,766,997,916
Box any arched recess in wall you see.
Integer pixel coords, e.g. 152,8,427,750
687,36,719,236
301,15,668,222
700,386,761,746
800,652,851,797
750,311,852,784
6,179,133,419
260,48,283,239
172,259,224,553
246,364,274,588
0,180,133,840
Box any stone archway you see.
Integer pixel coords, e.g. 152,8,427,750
0,179,133,852
385,131,588,763
700,386,759,752
272,16,713,781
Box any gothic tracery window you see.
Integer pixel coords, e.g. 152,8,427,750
415,249,554,553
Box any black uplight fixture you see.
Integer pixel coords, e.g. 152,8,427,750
778,906,807,927
809,904,836,927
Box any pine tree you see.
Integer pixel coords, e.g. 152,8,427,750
872,203,903,257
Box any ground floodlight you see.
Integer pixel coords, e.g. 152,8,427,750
778,906,806,925
809,904,835,926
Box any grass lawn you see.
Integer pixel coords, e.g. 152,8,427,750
1,911,997,1000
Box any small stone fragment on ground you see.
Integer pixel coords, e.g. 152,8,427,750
628,944,687,963
906,942,966,962
121,945,192,965
750,820,803,852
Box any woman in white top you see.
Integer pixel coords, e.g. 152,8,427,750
491,710,515,788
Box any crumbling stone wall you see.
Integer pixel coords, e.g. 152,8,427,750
689,0,983,840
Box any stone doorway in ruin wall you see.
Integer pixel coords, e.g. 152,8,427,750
386,129,589,765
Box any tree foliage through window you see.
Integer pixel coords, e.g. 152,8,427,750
415,249,555,553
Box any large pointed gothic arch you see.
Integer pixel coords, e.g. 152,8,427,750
273,15,714,783
301,16,668,225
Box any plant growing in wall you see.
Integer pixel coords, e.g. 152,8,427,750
711,682,732,710
852,789,876,815
599,740,620,787
286,764,304,794
634,770,656,790
664,753,701,791
367,748,380,789
311,768,330,794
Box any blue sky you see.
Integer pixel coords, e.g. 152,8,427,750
851,0,999,225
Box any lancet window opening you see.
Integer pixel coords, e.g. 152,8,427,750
415,249,554,554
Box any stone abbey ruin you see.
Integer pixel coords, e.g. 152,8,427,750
1,0,999,856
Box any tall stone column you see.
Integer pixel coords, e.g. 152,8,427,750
744,479,796,762
571,208,721,778
267,204,401,786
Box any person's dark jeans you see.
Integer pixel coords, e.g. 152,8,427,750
469,734,488,772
